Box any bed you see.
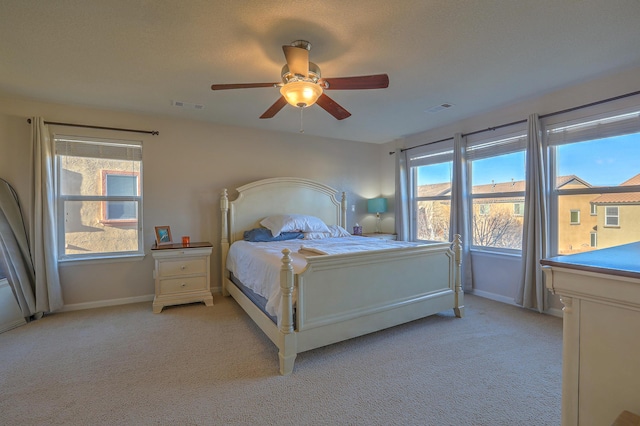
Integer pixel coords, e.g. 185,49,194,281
220,177,464,375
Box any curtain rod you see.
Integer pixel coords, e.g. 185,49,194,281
391,89,640,155
26,118,159,135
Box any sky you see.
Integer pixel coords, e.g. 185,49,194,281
418,133,639,187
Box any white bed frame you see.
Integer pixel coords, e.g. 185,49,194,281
220,177,464,375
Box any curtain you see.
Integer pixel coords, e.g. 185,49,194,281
394,148,411,241
29,117,63,315
516,114,548,312
449,133,473,291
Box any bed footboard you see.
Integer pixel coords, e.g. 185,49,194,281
276,235,463,374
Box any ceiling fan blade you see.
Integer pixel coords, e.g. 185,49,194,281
259,96,288,119
320,74,389,90
211,82,278,90
315,94,352,120
282,45,309,77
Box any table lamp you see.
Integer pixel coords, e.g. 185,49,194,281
367,197,388,233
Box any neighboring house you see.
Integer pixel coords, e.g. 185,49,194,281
417,175,599,252
555,175,599,255
590,173,640,249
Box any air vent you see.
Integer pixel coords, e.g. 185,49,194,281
425,103,454,114
171,100,205,110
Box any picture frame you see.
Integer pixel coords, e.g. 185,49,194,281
154,226,173,245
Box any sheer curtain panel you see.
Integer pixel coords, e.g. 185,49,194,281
394,148,410,241
516,114,548,312
29,117,63,315
449,133,473,291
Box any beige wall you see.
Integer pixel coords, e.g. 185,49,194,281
597,204,640,248
0,92,387,306
557,193,599,254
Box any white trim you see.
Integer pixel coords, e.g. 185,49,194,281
0,318,27,334
58,294,154,312
469,289,517,306
470,289,563,317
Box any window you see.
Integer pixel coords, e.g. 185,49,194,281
103,171,139,222
408,142,453,242
570,210,580,225
55,136,143,260
605,206,619,227
513,202,524,216
547,108,640,254
468,130,527,251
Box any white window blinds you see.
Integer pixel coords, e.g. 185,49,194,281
55,136,142,161
546,108,640,146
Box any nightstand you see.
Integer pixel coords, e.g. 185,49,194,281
362,233,397,241
151,242,214,313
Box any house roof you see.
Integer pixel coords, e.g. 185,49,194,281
418,175,589,197
1,1,640,144
591,173,640,204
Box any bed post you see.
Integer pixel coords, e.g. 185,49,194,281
453,234,465,318
279,249,297,375
220,189,230,297
340,192,347,229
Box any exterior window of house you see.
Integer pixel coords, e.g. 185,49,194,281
55,136,143,260
570,210,580,225
546,108,640,255
467,130,527,251
605,206,619,227
408,142,453,242
513,202,524,216
103,172,139,222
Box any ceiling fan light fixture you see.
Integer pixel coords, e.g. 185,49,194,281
280,81,323,108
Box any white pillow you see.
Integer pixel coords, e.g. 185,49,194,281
303,225,352,240
260,214,330,237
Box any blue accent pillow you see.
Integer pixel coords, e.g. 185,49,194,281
243,228,304,242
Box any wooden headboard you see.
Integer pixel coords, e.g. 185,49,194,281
221,177,346,245
219,177,347,292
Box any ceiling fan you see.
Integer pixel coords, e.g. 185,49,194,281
211,40,389,120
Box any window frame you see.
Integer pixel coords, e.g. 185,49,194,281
101,170,141,224
408,141,454,243
546,106,640,256
570,209,581,225
55,135,144,262
604,206,620,227
467,129,527,253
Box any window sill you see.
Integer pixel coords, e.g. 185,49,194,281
470,248,522,258
58,253,145,266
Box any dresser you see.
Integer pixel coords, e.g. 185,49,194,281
541,243,640,426
151,242,214,313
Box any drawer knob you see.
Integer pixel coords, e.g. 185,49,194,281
180,283,187,288
180,265,187,270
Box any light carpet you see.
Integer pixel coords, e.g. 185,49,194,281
0,294,562,425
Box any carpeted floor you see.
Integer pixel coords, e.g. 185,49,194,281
0,294,562,425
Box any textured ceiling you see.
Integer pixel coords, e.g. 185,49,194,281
1,0,640,144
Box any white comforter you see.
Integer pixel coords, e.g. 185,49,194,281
226,236,422,320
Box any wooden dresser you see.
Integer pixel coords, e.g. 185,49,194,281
541,243,640,426
151,242,213,313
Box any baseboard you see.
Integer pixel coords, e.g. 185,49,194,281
470,289,563,318
0,318,27,333
469,289,518,306
59,294,155,313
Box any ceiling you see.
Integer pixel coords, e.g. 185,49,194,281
2,1,640,144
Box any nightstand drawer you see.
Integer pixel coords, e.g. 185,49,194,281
158,258,206,277
159,276,207,294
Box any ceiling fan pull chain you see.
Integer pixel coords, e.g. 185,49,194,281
300,107,304,133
